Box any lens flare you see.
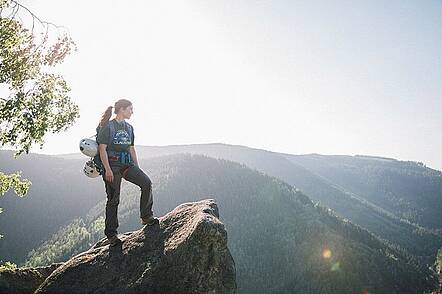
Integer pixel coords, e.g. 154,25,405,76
330,262,340,271
322,248,332,259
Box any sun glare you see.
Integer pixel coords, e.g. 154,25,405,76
322,248,332,259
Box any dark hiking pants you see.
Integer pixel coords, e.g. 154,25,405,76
102,164,153,238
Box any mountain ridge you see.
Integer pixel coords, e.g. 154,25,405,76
2,143,441,265
51,142,440,171
20,153,440,293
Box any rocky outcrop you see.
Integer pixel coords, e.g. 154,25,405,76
40,199,236,293
3,199,236,294
0,263,63,294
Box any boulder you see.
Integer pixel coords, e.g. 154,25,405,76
34,199,236,293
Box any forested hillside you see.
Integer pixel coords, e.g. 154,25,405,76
285,154,442,229
3,143,442,267
24,154,439,294
0,151,105,263
125,143,442,264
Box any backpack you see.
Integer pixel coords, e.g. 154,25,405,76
93,120,133,175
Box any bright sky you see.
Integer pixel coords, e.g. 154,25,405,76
12,0,442,171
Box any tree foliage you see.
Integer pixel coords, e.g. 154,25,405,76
0,0,79,246
0,171,30,240
0,261,17,271
0,0,79,156
0,171,30,197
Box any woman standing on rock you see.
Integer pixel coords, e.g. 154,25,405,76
97,98,159,246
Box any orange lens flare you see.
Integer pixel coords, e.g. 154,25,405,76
322,248,332,259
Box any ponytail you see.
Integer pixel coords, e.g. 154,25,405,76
98,99,132,127
98,106,113,127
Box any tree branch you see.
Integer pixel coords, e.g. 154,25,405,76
10,0,67,30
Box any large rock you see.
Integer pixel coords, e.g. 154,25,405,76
0,263,63,294
27,199,235,293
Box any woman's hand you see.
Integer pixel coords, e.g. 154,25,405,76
105,169,114,183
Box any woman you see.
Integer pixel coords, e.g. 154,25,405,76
97,99,158,246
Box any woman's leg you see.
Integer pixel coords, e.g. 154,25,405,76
123,165,154,219
103,167,123,238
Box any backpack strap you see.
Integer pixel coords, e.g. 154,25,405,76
108,119,116,146
123,121,133,164
107,120,118,157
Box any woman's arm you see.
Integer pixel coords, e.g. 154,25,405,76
99,144,113,182
129,145,139,167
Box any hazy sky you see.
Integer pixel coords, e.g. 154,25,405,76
9,1,442,170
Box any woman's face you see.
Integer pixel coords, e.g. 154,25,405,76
121,104,133,119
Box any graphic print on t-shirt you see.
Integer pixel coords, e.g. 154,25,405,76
113,129,131,145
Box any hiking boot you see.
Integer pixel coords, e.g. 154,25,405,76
107,235,122,247
141,216,159,226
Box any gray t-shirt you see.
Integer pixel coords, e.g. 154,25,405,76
97,119,134,152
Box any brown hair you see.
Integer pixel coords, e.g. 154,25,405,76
98,99,132,127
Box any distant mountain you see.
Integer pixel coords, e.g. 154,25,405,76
0,151,105,264
80,143,442,263
23,154,439,293
284,153,442,229
3,143,441,266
